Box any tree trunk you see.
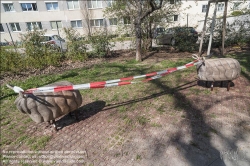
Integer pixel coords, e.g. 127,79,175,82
136,37,142,61
222,0,228,56
135,22,142,62
135,1,143,62
149,18,153,50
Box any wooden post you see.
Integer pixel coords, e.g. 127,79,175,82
222,0,228,56
199,1,211,56
207,1,218,57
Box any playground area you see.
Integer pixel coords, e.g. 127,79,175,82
1,46,250,166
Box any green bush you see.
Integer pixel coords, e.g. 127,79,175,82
0,47,25,75
199,17,250,49
121,33,131,38
21,28,47,57
0,47,62,76
214,18,250,46
63,27,87,61
172,30,198,52
20,28,62,69
88,30,114,58
231,11,244,16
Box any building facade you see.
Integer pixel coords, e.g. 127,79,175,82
172,0,250,31
1,0,249,43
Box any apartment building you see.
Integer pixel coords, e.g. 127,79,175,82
174,0,250,31
1,0,249,43
0,0,112,42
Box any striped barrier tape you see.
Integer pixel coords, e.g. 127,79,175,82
7,59,200,94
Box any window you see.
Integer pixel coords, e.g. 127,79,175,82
233,2,241,11
71,20,82,28
217,3,224,12
67,0,80,10
26,22,42,30
202,4,207,13
109,18,117,26
21,3,37,11
173,15,178,21
46,2,59,11
123,17,131,25
107,0,114,7
50,21,62,29
88,0,102,8
90,19,104,27
10,23,21,32
0,24,4,32
3,3,15,12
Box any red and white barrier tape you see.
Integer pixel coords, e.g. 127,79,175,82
8,59,200,94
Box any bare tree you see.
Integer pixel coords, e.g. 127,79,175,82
81,2,92,36
105,0,181,61
105,0,168,61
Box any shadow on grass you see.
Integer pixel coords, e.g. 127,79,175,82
103,80,197,111
142,51,158,61
149,78,250,165
0,92,17,100
56,100,106,130
149,79,224,166
104,77,249,165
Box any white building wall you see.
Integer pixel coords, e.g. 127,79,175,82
175,1,250,32
0,0,106,42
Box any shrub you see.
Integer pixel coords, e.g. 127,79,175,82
20,28,62,69
214,18,250,47
63,27,87,61
200,17,250,48
21,28,47,57
172,30,198,52
121,33,131,38
88,30,114,58
231,11,244,16
0,47,25,75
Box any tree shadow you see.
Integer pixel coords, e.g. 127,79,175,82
142,51,157,61
102,77,249,165
0,92,17,100
149,78,250,165
103,80,197,111
55,100,106,130
143,79,224,165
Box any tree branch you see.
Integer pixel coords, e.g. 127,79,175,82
140,0,163,21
